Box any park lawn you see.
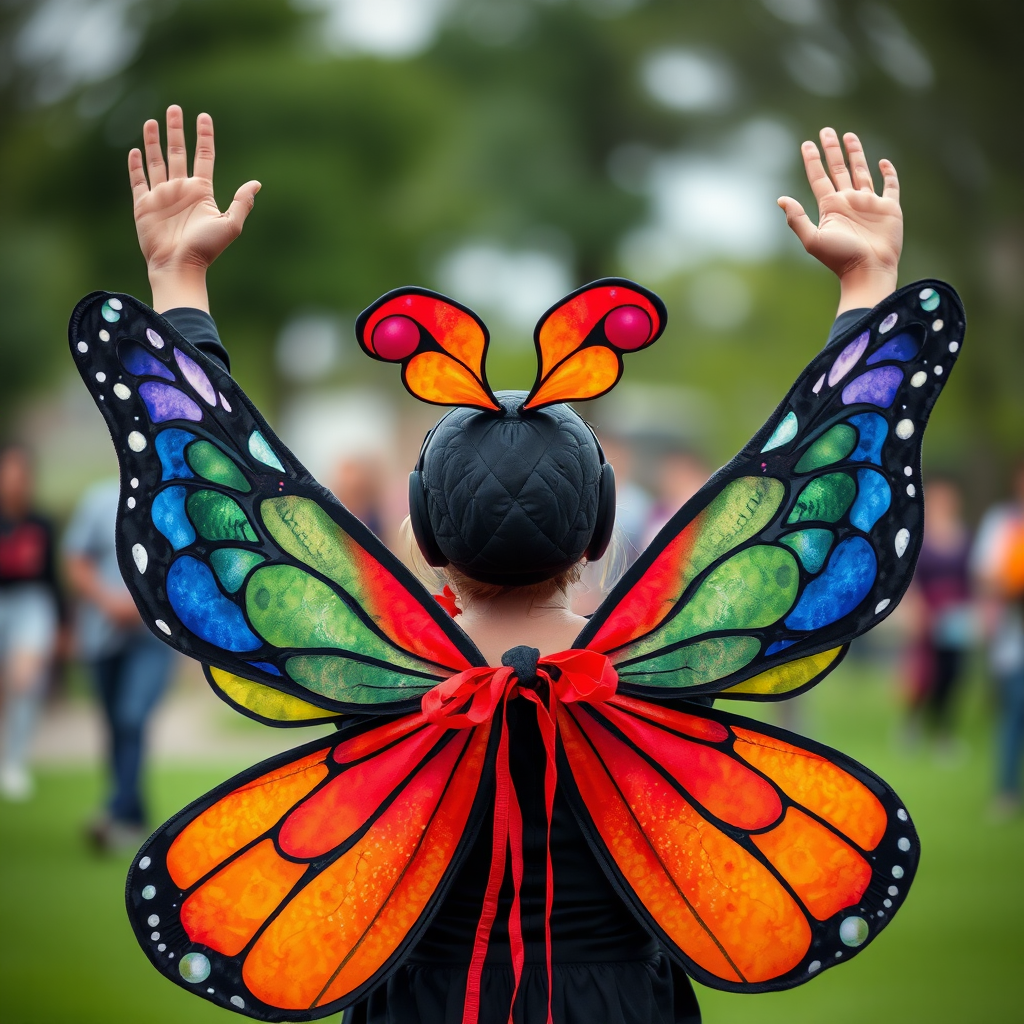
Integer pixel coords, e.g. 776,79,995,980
1,658,1022,1024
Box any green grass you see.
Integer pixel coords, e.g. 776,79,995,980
700,655,1024,1024
2,659,1022,1024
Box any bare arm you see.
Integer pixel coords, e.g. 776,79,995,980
65,553,141,629
128,105,260,312
778,127,903,315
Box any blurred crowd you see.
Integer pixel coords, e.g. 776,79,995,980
4,428,1024,845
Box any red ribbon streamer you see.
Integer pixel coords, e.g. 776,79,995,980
422,650,618,1024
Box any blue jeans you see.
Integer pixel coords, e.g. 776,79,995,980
91,634,174,824
996,667,1024,798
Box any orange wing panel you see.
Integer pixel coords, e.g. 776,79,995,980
535,283,663,378
732,728,887,851
524,280,666,410
318,722,492,1003
752,808,871,921
167,748,331,889
357,289,499,410
600,703,782,829
279,724,444,858
241,728,481,1010
181,840,308,956
405,351,498,410
562,707,811,984
528,347,620,409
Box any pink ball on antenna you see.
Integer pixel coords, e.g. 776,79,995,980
373,315,421,360
603,305,651,350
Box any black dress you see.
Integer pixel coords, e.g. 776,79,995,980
343,697,701,1024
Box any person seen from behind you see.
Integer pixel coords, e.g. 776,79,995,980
0,443,62,800
64,479,176,850
903,477,974,756
972,460,1024,819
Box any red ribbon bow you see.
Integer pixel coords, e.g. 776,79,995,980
421,649,618,1024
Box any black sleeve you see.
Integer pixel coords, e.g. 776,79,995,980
827,308,870,346
162,307,230,372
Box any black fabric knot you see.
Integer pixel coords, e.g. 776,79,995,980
501,646,540,688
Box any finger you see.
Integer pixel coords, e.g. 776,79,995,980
193,112,215,181
879,158,900,202
225,180,262,235
819,126,853,190
777,197,816,249
142,118,166,185
843,132,875,192
165,104,188,179
127,147,149,199
801,140,835,201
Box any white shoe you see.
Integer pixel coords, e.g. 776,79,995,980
0,763,34,801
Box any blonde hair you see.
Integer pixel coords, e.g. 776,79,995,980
398,516,626,609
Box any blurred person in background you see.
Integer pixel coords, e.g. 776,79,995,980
571,435,650,615
972,460,1024,818
64,479,176,850
641,447,710,549
0,443,62,800
330,453,386,537
600,435,652,564
903,477,974,755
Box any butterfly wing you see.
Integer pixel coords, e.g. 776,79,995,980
126,711,495,1019
558,695,916,991
356,287,500,411
578,281,964,701
523,278,667,410
69,292,483,718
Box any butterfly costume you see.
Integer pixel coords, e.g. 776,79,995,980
68,277,964,1024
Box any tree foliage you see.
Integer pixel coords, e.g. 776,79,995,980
1,0,1021,501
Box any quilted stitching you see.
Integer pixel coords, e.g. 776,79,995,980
422,392,601,583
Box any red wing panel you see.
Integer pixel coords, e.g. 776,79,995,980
126,715,494,1019
356,288,499,411
586,476,784,655
559,698,918,992
524,279,667,410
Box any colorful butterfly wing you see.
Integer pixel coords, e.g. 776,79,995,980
558,695,917,991
523,278,667,410
577,281,964,701
126,712,495,1019
356,287,500,411
69,292,483,718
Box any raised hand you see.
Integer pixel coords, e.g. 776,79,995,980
128,105,260,312
778,128,902,313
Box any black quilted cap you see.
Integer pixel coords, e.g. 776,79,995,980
422,392,603,585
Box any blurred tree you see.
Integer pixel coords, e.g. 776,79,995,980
1,0,1021,505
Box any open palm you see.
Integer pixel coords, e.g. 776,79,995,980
779,128,902,279
129,105,260,275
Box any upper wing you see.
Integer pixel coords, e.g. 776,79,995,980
558,695,917,992
355,287,500,411
69,292,484,718
126,711,495,1019
577,280,964,700
523,278,667,410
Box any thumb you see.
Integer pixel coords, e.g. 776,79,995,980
225,180,261,235
777,196,815,249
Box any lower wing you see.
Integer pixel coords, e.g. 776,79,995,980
558,696,916,991
126,714,494,1019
